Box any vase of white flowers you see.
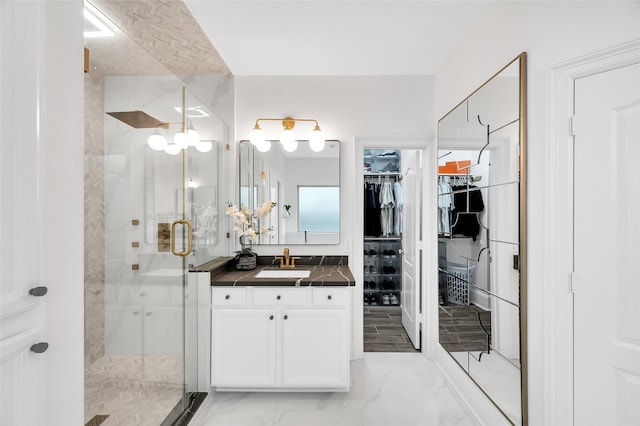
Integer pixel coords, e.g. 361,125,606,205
225,201,277,270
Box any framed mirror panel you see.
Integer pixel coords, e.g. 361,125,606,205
238,139,341,245
437,53,527,425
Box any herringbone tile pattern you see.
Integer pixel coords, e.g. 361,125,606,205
89,0,229,77
85,73,106,367
85,355,183,426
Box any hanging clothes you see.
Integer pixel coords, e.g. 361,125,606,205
437,178,454,235
364,182,381,237
393,180,403,235
451,185,484,241
379,181,395,237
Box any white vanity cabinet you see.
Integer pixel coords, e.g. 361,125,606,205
211,286,350,391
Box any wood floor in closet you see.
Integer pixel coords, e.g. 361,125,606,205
364,306,419,352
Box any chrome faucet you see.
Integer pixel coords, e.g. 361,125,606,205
275,247,300,269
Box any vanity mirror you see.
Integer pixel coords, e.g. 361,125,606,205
437,53,527,425
238,139,341,245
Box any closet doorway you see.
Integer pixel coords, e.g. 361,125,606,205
362,147,424,353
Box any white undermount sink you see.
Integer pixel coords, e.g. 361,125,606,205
254,269,311,279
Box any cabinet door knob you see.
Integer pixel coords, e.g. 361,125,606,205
225,294,230,300
276,295,281,300
30,342,49,354
29,286,48,297
269,315,274,320
283,314,288,320
327,295,332,300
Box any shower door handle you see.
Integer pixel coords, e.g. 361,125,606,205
171,219,193,257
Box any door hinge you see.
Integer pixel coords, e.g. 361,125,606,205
570,115,577,136
570,271,576,293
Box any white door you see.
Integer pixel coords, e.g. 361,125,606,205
281,308,349,387
573,63,640,426
401,150,422,349
0,1,46,424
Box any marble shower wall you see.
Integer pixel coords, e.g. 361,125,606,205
85,71,106,366
103,76,184,356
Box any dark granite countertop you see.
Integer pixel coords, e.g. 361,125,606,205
190,256,234,273
211,256,355,287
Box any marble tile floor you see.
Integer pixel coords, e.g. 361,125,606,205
189,353,479,426
364,306,420,352
84,355,183,426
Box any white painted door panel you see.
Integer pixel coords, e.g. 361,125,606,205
401,150,422,349
0,327,45,426
0,0,47,422
574,63,640,426
281,309,349,387
211,309,276,386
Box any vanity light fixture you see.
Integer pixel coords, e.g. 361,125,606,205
147,128,168,151
195,140,214,153
249,117,325,152
146,120,211,155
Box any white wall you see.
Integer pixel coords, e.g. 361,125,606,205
235,75,435,256
433,2,640,425
42,1,85,423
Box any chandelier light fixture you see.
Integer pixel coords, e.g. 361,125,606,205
249,117,325,153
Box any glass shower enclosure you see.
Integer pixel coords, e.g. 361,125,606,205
84,8,227,423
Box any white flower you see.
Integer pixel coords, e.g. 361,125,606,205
225,201,277,240
255,201,276,218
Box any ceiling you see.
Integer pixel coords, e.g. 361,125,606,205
85,0,496,77
183,0,493,76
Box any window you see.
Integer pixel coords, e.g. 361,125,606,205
298,186,339,232
239,186,258,210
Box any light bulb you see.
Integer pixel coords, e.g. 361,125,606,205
195,140,213,153
256,140,272,152
147,133,167,151
173,131,188,149
309,127,325,152
249,126,265,146
280,129,298,152
164,143,181,155
187,128,200,146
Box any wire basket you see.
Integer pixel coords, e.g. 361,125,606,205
446,263,474,305
235,250,257,270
